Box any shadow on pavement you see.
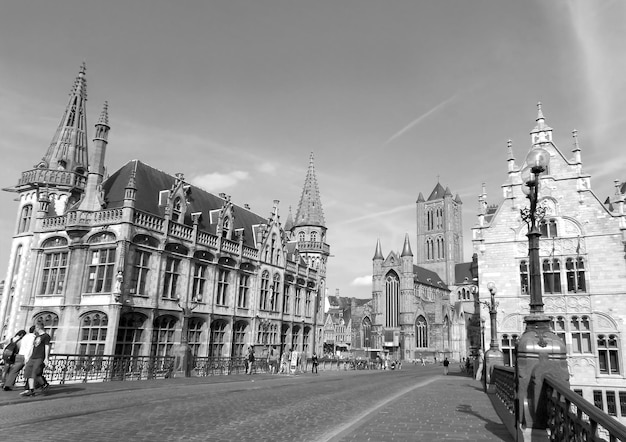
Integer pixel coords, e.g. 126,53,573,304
456,404,513,441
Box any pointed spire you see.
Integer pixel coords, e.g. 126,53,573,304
427,182,446,201
373,239,384,260
97,101,109,126
294,153,326,227
530,101,553,145
41,63,89,173
417,192,425,203
401,233,413,257
444,186,452,197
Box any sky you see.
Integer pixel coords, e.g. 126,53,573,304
1,1,625,300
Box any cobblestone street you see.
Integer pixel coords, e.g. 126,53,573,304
0,364,511,441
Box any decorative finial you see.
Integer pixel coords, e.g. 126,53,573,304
507,139,514,160
572,129,579,151
536,102,544,121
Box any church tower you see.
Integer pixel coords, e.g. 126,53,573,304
416,182,464,285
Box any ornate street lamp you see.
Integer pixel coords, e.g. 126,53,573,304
481,282,503,389
174,294,200,377
516,146,569,431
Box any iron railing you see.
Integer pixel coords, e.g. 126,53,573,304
491,366,626,442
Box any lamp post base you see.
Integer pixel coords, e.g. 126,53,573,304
516,315,569,430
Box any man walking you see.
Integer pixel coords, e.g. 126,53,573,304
3,326,35,391
443,357,450,375
20,323,51,397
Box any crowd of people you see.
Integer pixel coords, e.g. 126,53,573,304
0,322,52,397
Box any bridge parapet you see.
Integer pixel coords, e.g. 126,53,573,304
492,365,626,441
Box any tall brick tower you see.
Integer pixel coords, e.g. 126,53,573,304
416,183,464,285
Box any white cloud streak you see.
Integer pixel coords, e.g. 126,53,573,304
191,171,250,191
351,275,372,287
384,94,458,145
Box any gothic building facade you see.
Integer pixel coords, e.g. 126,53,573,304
0,65,330,362
371,193,470,362
473,104,626,420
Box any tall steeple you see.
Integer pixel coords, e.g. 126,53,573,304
41,62,89,173
294,153,326,227
530,102,553,145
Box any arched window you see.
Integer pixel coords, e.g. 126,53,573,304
385,272,399,327
303,327,311,355
187,318,204,357
298,231,305,242
152,316,177,357
18,205,33,233
291,325,301,352
416,316,427,348
34,312,59,345
172,197,182,222
362,317,372,349
115,312,146,356
233,321,248,357
79,312,108,355
209,320,227,357
443,316,450,349
310,231,317,242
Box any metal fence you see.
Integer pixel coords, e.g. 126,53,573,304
492,366,626,442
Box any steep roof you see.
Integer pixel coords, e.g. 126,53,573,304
102,160,268,248
294,153,326,227
413,265,448,290
427,182,446,201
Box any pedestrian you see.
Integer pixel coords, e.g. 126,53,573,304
421,357,425,366
443,357,450,375
4,326,35,391
1,330,26,389
311,352,319,374
20,323,51,397
465,356,471,376
246,345,255,375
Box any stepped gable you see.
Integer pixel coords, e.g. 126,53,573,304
102,160,267,248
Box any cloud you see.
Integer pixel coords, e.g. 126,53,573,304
190,171,250,191
257,161,277,174
384,94,458,145
334,203,414,226
351,275,372,287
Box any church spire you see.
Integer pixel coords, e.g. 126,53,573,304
401,233,413,257
294,153,326,227
40,62,89,173
373,238,384,260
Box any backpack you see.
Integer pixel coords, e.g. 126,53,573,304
2,341,19,364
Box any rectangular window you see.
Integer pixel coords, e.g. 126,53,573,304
87,248,116,293
593,390,604,410
282,285,290,314
607,391,617,416
619,392,626,417
542,259,562,294
162,257,180,299
520,261,529,295
216,269,229,306
40,252,68,295
237,273,250,308
574,389,583,396
295,287,302,315
305,290,312,316
598,335,620,375
571,317,591,354
131,250,151,295
192,263,207,302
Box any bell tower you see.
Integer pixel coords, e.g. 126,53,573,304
416,182,464,285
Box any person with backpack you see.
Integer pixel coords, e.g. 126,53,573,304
1,330,26,390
